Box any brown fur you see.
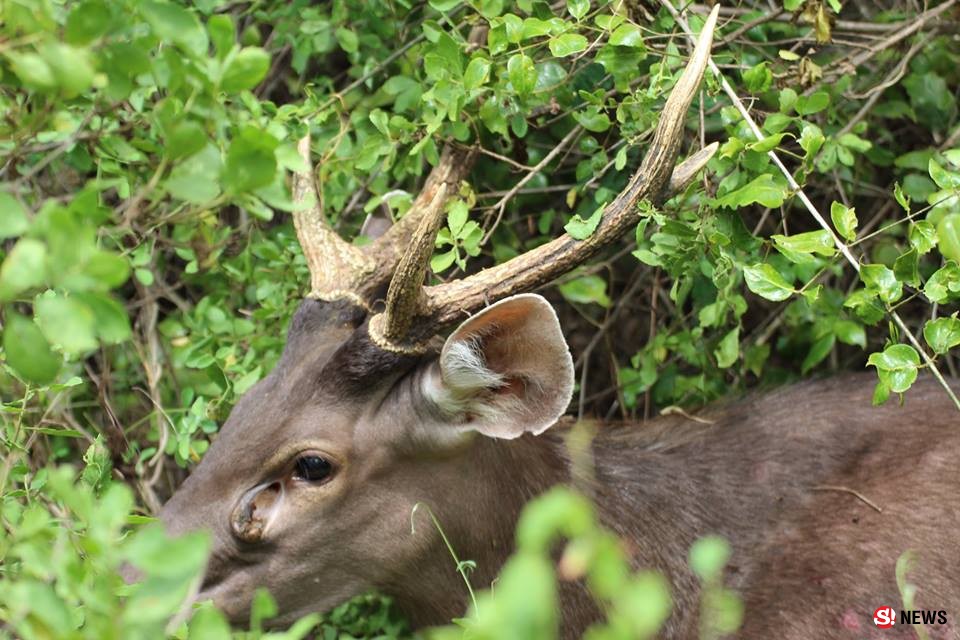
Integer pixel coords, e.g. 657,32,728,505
161,299,960,639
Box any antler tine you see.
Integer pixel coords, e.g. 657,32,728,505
403,5,720,342
370,144,478,346
293,136,375,308
371,179,453,345
358,144,475,300
358,24,486,302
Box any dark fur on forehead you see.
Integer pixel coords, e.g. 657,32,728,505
285,298,367,351
319,323,427,398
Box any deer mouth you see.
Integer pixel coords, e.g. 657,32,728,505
194,571,253,625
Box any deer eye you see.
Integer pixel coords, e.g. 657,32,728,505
293,455,334,483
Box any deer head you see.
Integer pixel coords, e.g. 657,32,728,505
159,8,720,628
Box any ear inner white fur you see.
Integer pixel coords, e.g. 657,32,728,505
425,293,575,439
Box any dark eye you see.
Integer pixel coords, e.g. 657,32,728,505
293,455,334,483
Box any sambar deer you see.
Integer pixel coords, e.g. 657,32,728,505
159,7,960,638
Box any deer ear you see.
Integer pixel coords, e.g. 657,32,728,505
425,294,574,439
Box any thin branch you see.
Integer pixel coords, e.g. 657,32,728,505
480,125,583,245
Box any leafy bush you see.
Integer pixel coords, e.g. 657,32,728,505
1,0,958,637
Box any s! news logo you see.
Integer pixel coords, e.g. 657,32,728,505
874,605,948,629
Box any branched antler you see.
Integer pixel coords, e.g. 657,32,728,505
367,6,720,351
294,140,475,310
293,30,483,311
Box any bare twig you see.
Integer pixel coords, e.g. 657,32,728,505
480,125,583,244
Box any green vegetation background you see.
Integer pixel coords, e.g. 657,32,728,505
1,0,959,637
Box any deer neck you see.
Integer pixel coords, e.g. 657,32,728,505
384,431,584,629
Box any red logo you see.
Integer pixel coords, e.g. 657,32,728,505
874,606,897,628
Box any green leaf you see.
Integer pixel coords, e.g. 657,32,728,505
369,109,390,136
924,262,960,303
35,293,98,355
84,250,130,289
923,316,960,354
845,289,885,325
909,221,936,254
140,1,208,57
549,33,588,57
929,158,960,190
838,133,872,153
0,192,30,239
521,18,553,40
795,91,830,116
447,200,469,236
566,0,589,19
187,605,232,640
0,238,47,301
74,292,131,344
558,275,610,308
207,14,235,60
802,334,834,373
772,229,836,261
937,213,960,263
476,0,503,18
867,344,920,393
894,182,911,213
608,24,644,48
7,52,57,90
65,0,113,45
165,144,222,203
860,264,902,303
39,42,95,97
3,313,61,384
714,174,787,209
743,263,794,301
714,326,740,368
798,123,824,160
224,127,278,194
574,108,611,133
463,57,491,90
164,121,207,160
834,319,866,348
503,14,524,44
742,62,772,93
746,132,789,153
893,248,920,287
430,249,457,272
830,201,858,242
428,0,461,10
221,47,271,92
778,88,798,113
873,380,891,405
689,536,731,582
335,27,358,53
507,53,536,95
124,524,209,580
564,203,605,240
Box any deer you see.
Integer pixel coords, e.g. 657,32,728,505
158,7,960,639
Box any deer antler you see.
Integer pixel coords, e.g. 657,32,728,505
292,136,377,309
368,6,720,351
293,30,484,311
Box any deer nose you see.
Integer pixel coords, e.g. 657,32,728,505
230,481,283,543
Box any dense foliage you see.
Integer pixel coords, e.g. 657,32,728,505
1,0,958,637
